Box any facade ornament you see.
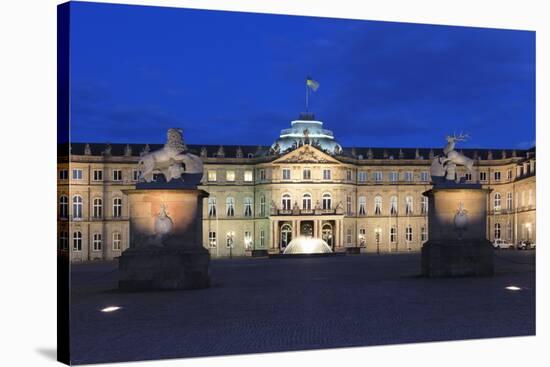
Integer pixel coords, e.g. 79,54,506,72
124,144,132,157
200,147,207,158
255,145,263,156
84,143,92,156
103,143,112,156
138,128,203,183
367,148,374,159
216,146,225,158
453,202,469,239
141,144,150,156
383,150,389,159
154,204,174,241
430,132,475,184
428,149,434,160
512,149,517,158
269,142,280,156
487,150,493,160
415,148,420,159
398,149,404,159
351,147,357,157
501,150,507,159
236,146,243,158
279,145,330,163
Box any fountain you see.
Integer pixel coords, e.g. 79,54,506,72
283,236,332,255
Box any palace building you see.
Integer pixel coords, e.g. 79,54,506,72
58,113,536,262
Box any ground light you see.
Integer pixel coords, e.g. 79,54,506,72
101,306,122,313
505,286,522,291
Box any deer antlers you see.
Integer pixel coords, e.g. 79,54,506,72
446,131,470,141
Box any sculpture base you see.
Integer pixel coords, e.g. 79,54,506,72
119,246,210,291
421,240,494,277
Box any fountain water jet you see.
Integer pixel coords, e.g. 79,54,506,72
283,236,332,255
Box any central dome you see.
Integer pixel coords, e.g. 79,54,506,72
270,113,342,155
283,236,333,255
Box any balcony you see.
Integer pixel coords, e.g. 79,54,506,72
274,208,337,216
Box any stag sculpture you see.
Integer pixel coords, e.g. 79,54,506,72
431,132,475,184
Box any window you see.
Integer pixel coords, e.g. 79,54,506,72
226,170,235,182
358,171,367,182
346,169,353,181
494,223,501,239
390,196,398,215
282,168,291,180
346,228,352,245
281,194,292,211
259,195,266,217
93,169,103,181
405,226,413,242
358,196,366,215
208,231,217,248
244,170,253,182
302,193,312,210
112,169,122,181
132,169,141,181
72,169,83,180
260,229,265,247
479,171,487,181
506,192,513,210
322,193,332,210
421,196,428,214
303,169,311,180
226,197,235,217
73,231,82,251
507,221,513,241
323,169,331,180
113,232,122,251
359,228,366,246
59,231,69,250
208,170,217,182
420,171,429,182
404,171,413,182
244,231,253,250
494,193,501,211
374,195,382,215
113,198,122,218
494,171,501,181
389,171,398,182
59,169,68,180
259,169,266,181
464,173,472,181
346,195,352,214
374,171,383,182
208,197,217,217
390,226,397,243
507,169,512,180
92,233,102,251
405,196,413,215
93,198,103,218
244,197,253,217
421,227,427,242
59,195,68,218
72,195,83,219
226,231,235,248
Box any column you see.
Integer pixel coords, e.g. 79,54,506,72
274,220,279,249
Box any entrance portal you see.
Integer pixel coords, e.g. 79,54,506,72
300,221,314,237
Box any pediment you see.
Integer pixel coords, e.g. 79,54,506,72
273,145,340,164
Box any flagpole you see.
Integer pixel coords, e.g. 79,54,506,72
305,80,309,112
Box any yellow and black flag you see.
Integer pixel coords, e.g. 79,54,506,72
306,76,320,92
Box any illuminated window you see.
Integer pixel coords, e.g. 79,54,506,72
405,196,413,215
259,195,266,216
282,168,291,180
112,232,121,251
226,170,235,182
358,196,366,215
390,196,398,215
59,195,68,219
112,169,122,181
244,231,253,250
72,195,83,219
421,196,428,214
322,193,332,210
260,229,265,247
208,170,217,182
93,169,103,181
113,198,122,218
244,197,253,217
507,192,513,210
494,193,501,211
226,231,235,248
359,228,366,246
421,227,427,242
93,198,103,218
244,170,253,182
73,231,82,251
374,195,382,215
92,233,102,251
494,223,501,239
208,231,217,248
208,197,217,217
226,197,235,217
72,169,83,180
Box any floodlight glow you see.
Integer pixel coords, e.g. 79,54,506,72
101,306,122,313
505,286,521,291
283,236,332,254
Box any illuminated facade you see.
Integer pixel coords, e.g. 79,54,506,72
58,114,536,262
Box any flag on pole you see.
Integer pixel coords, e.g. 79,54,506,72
306,76,320,92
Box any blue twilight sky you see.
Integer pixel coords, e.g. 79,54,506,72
69,1,535,149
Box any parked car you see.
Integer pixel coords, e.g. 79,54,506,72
492,239,515,249
517,240,536,250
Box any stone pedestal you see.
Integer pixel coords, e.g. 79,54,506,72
119,188,210,290
421,186,494,277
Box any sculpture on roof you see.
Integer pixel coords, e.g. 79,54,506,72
138,128,203,183
430,132,475,184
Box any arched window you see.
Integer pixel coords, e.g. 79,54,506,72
302,193,312,210
322,223,333,247
208,197,217,217
226,197,235,217
374,195,382,215
259,195,266,217
390,196,398,215
244,197,253,217
59,195,68,219
113,197,122,218
112,232,122,251
92,233,102,251
494,223,501,239
494,192,501,210
93,198,103,218
405,225,413,242
73,231,82,251
405,196,413,215
280,223,292,248
281,193,292,211
322,193,332,210
358,196,366,215
421,196,428,214
72,195,83,219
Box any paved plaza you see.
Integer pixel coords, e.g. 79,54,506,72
70,251,535,365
